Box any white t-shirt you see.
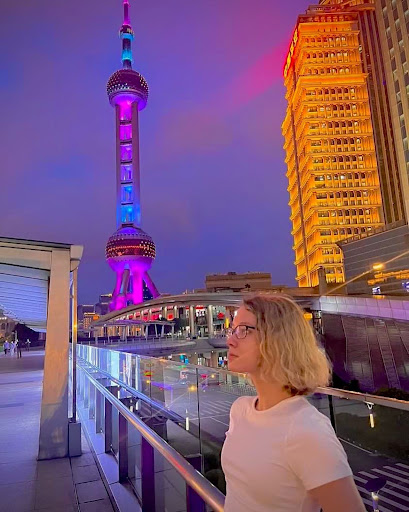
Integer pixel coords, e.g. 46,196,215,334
221,395,352,512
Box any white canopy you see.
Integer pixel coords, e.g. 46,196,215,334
0,237,82,331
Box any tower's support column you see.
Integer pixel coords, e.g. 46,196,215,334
207,305,214,338
189,306,196,337
110,269,124,310
210,351,219,368
130,267,143,304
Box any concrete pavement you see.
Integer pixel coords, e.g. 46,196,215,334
0,350,115,512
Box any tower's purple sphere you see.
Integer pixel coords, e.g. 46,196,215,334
107,69,149,109
106,225,155,271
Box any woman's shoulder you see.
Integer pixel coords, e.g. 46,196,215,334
288,399,337,442
230,395,254,416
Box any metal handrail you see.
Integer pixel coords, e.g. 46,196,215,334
315,386,409,411
77,357,186,424
78,363,225,512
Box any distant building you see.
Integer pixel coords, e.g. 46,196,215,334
339,0,409,292
95,294,111,316
205,272,281,293
0,312,15,339
340,224,409,295
282,0,408,288
77,305,95,322
375,0,409,219
83,312,99,332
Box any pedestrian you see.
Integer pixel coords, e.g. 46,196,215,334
16,340,22,358
9,341,15,357
3,340,9,355
26,339,31,351
222,294,365,512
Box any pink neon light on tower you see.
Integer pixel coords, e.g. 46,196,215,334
105,0,159,311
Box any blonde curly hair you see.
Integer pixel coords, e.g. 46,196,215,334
242,294,331,395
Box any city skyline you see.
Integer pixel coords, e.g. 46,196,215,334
0,0,310,303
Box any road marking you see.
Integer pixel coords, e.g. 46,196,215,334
361,496,394,512
398,464,409,470
359,471,409,492
381,486,409,503
340,438,375,455
356,485,409,510
384,466,409,477
372,468,409,484
210,417,230,427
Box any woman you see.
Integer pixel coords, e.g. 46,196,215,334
221,294,365,512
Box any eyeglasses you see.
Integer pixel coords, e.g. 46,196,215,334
226,325,256,340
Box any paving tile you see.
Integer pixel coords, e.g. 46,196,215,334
79,499,114,512
37,457,72,480
72,464,100,484
111,481,142,512
34,475,76,509
76,480,109,503
0,481,36,512
0,460,37,484
97,452,119,484
71,453,95,468
34,506,77,512
0,450,38,463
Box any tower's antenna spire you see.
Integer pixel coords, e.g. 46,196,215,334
120,0,134,69
123,0,130,25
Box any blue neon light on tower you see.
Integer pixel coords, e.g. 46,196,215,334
105,0,159,311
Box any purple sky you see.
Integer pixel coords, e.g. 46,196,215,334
0,0,310,304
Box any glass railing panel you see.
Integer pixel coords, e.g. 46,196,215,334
308,392,333,421
154,449,187,512
333,396,409,462
128,422,143,499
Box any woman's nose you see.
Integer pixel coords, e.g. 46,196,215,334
227,336,237,348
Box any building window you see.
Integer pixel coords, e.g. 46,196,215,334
120,124,132,141
120,145,132,162
121,165,132,181
121,205,134,224
121,185,133,203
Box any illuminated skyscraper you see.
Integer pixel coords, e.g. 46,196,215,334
375,0,409,218
105,0,159,310
282,2,385,287
320,0,405,225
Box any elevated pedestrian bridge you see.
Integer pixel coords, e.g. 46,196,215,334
75,344,409,512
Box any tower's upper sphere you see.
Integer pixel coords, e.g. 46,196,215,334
106,225,155,268
107,69,149,110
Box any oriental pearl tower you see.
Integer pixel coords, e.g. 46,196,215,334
106,0,159,311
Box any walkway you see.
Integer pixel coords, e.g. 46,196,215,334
0,349,115,512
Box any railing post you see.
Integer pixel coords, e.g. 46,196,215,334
118,412,128,482
84,376,90,408
186,454,206,512
141,436,156,512
95,389,103,433
89,383,95,419
104,385,120,454
104,397,113,453
328,395,337,433
79,369,84,401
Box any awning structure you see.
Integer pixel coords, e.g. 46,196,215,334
0,236,83,460
0,263,49,331
0,237,82,332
